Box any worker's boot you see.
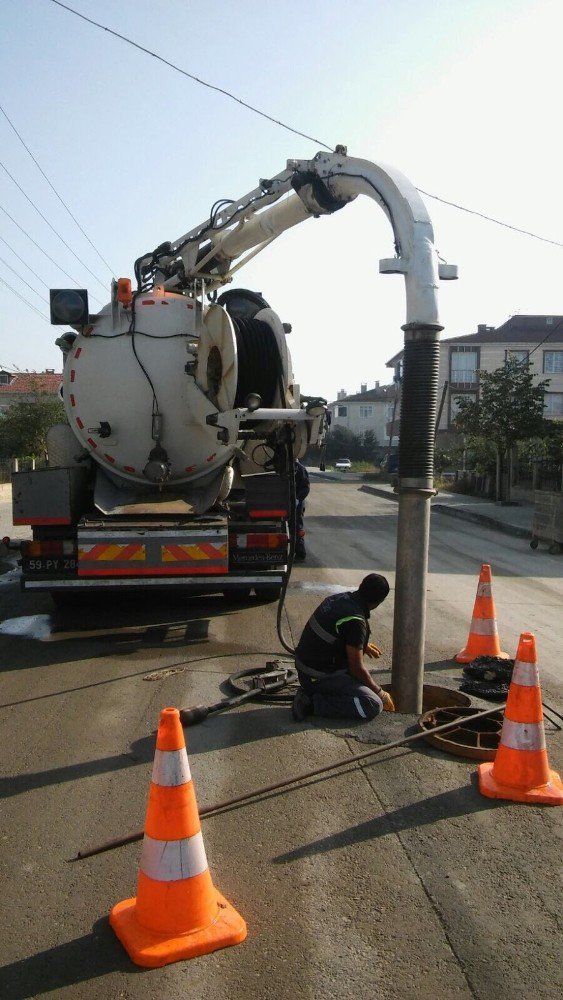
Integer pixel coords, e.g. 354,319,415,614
294,536,306,561
292,688,313,721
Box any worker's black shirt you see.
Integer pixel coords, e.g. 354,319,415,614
295,590,371,676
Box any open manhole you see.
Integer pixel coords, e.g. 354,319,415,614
419,706,504,761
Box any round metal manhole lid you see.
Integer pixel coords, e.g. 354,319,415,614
419,706,504,761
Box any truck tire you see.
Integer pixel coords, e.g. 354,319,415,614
254,585,282,603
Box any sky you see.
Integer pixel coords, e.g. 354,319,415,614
1,0,562,403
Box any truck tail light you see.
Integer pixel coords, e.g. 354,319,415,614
23,540,76,557
231,533,287,550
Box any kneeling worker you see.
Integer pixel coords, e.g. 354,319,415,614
292,573,395,721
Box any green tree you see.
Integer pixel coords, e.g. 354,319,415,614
0,390,66,461
454,358,549,501
325,425,362,461
361,429,378,464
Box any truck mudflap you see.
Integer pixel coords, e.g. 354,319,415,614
77,528,228,577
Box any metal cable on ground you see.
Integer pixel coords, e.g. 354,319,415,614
70,704,505,861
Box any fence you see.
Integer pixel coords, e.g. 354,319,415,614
0,457,47,484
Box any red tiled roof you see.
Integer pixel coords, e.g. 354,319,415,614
0,372,62,394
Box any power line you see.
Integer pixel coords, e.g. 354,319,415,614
0,102,116,277
48,0,334,151
0,203,104,306
47,2,563,252
527,319,563,361
0,158,108,289
0,254,49,303
0,234,49,287
416,189,563,249
0,274,50,321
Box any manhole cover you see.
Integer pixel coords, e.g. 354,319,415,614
419,706,504,761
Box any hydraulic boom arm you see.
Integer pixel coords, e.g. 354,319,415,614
135,148,456,327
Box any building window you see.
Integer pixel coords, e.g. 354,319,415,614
544,392,563,417
359,405,373,419
0,373,12,384
450,347,479,384
543,351,563,374
506,349,529,366
337,405,347,417
449,391,476,426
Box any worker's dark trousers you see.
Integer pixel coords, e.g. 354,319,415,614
297,670,383,720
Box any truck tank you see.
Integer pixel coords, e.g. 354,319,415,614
61,287,296,513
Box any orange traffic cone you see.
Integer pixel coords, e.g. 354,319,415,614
455,564,509,663
478,632,563,805
110,707,247,967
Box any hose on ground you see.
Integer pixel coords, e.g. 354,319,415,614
276,429,297,655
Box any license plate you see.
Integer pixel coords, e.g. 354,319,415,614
24,557,77,573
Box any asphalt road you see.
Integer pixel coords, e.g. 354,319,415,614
0,479,562,1000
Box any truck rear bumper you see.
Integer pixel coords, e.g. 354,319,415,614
21,573,285,592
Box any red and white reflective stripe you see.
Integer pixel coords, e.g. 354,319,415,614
151,748,192,786
511,660,540,688
470,618,498,635
140,831,208,882
501,720,546,752
476,583,492,597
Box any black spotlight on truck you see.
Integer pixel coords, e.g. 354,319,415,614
49,289,89,326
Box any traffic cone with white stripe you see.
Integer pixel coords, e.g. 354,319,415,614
455,563,509,663
109,707,247,967
478,632,563,805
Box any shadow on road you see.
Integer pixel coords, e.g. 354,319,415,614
0,918,141,999
272,779,507,864
0,704,298,800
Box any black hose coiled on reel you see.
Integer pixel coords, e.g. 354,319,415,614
233,317,283,408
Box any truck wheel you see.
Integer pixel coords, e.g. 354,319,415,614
529,537,539,550
254,585,282,602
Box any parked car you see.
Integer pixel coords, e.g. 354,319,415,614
335,458,352,471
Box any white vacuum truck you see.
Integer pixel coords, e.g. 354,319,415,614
13,276,327,601
13,144,452,605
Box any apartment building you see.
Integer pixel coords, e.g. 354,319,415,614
386,315,563,434
328,382,399,445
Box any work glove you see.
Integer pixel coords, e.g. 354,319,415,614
380,690,395,713
365,642,382,659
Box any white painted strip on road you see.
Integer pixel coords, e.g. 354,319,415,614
476,583,492,597
511,660,540,688
152,748,192,787
140,831,208,882
501,720,546,752
470,617,498,636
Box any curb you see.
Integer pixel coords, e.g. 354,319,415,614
360,484,399,502
360,484,532,539
431,503,532,540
